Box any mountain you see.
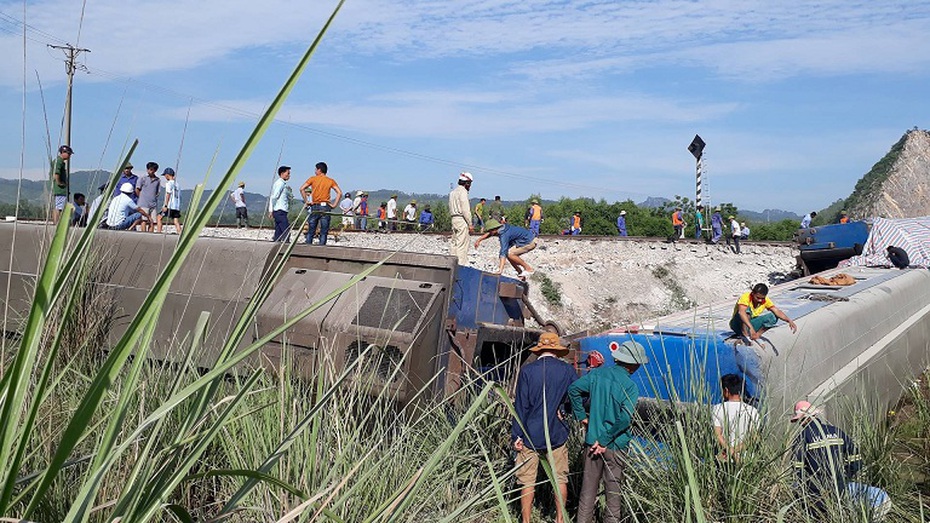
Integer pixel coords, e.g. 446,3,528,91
637,196,671,209
739,209,802,223
839,129,930,220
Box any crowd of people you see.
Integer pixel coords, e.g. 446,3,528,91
511,284,891,523
50,145,184,234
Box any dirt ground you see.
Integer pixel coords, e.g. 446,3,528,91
201,227,798,334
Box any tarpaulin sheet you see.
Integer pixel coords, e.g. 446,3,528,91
840,217,930,268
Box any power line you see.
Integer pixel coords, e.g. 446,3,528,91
82,66,651,198
0,8,652,199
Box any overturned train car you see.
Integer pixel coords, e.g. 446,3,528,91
576,264,930,417
0,223,551,402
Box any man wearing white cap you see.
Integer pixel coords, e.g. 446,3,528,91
105,182,150,230
569,340,648,523
616,210,627,236
448,172,474,264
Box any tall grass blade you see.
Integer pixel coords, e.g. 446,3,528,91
0,204,72,511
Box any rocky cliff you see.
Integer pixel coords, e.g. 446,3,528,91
845,129,930,220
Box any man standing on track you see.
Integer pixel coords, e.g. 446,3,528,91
695,205,705,240
616,210,627,237
387,194,398,231
269,165,293,242
300,162,342,245
137,162,161,232
231,181,249,228
448,172,474,264
525,199,544,237
50,145,72,224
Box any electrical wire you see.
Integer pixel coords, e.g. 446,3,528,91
0,9,651,199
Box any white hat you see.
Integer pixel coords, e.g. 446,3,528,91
620,210,627,216
120,182,134,194
459,171,473,182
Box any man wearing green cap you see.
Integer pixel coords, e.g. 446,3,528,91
569,340,648,523
474,219,537,277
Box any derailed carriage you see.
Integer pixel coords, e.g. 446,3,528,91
0,223,553,402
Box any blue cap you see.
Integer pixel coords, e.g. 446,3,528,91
161,167,175,176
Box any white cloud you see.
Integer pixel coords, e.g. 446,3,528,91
1,0,928,88
174,90,739,138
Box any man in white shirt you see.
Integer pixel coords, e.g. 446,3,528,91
712,373,759,463
448,172,474,264
403,200,417,231
800,211,817,229
386,194,398,231
106,182,150,231
729,215,742,254
352,191,363,229
231,181,249,228
340,192,355,230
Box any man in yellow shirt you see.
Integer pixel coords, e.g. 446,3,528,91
300,162,342,245
730,283,797,342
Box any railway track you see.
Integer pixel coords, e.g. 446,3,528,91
9,218,796,248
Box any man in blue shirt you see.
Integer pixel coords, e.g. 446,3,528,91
268,165,292,242
473,219,537,277
418,204,434,230
113,163,139,203
616,210,627,236
512,332,576,523
569,340,647,523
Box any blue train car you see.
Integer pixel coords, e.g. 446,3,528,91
795,221,869,275
577,264,930,415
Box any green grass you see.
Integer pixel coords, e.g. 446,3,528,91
533,272,563,308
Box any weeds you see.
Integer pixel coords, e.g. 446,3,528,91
533,273,562,308
652,263,695,312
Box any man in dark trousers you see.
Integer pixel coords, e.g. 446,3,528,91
512,332,577,523
569,340,648,523
887,245,909,269
790,400,862,516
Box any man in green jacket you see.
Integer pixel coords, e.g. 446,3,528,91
569,341,648,523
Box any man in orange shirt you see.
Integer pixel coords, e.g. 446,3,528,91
524,199,544,237
300,162,342,245
839,210,849,224
671,207,685,242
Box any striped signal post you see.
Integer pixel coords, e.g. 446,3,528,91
688,134,707,238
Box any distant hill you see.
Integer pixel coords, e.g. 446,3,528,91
638,196,671,209
739,208,802,223
842,129,930,220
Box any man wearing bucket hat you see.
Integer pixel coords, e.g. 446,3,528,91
448,172,474,264
474,219,537,277
569,340,648,523
512,332,577,523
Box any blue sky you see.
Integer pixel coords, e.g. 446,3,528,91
1,0,929,214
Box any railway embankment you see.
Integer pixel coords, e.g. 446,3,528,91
201,228,798,332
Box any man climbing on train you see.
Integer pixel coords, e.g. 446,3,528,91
730,283,798,344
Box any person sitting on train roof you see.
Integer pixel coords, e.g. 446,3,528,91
474,219,537,277
800,211,817,229
729,283,797,343
887,246,910,269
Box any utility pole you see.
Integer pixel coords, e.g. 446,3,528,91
49,43,90,198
